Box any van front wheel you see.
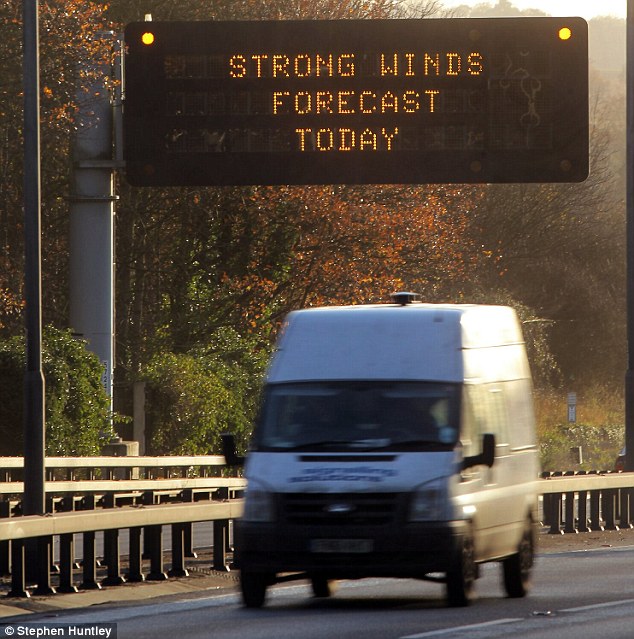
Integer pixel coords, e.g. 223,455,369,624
502,522,534,598
241,571,270,608
446,533,476,607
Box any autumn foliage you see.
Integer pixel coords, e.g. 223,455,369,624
0,0,113,333
217,185,482,327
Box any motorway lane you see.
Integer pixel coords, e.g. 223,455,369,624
12,545,634,639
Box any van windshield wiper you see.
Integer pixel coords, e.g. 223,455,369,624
285,440,352,451
349,438,391,449
356,439,452,451
268,439,454,452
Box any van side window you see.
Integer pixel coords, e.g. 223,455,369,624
463,385,509,450
462,385,489,456
486,388,509,446
503,379,535,448
460,389,476,457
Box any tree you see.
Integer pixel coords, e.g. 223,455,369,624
0,0,112,336
0,0,116,454
141,328,267,454
0,288,22,330
464,88,625,387
211,184,482,322
0,327,113,455
114,181,483,369
106,0,440,23
446,1,546,18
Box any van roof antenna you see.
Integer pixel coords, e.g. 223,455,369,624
390,291,421,306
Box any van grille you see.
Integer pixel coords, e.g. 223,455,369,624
281,493,401,526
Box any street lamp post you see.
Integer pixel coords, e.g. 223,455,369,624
22,0,45,517
626,0,634,471
21,0,55,598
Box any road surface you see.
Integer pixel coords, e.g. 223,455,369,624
4,541,634,639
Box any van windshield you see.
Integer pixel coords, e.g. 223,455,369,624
255,382,460,452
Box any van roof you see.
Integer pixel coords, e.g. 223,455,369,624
267,303,526,383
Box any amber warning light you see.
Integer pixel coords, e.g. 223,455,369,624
141,31,155,45
558,26,572,41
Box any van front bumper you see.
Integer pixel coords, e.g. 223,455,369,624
235,520,469,578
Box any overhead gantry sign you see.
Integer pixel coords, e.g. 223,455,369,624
123,18,588,186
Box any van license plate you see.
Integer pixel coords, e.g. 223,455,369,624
310,539,374,553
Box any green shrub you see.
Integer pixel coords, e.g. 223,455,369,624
141,330,266,455
536,387,624,471
142,352,229,455
538,422,623,471
0,326,113,455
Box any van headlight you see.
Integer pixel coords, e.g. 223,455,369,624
408,479,451,522
243,483,276,522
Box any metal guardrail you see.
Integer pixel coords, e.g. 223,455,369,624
0,477,245,496
540,470,634,535
0,455,231,483
0,456,245,598
0,499,245,597
0,453,246,515
1,458,634,599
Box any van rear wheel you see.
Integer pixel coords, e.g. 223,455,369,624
502,521,534,598
310,576,337,598
446,533,476,607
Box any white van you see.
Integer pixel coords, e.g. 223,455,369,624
228,293,540,607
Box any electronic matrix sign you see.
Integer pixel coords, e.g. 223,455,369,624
123,18,588,186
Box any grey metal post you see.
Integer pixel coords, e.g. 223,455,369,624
133,381,146,454
627,1,634,471
69,34,118,410
22,0,45,517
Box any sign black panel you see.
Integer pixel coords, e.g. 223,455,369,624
123,18,588,186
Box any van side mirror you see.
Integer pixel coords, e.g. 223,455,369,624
462,433,496,471
221,433,245,467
